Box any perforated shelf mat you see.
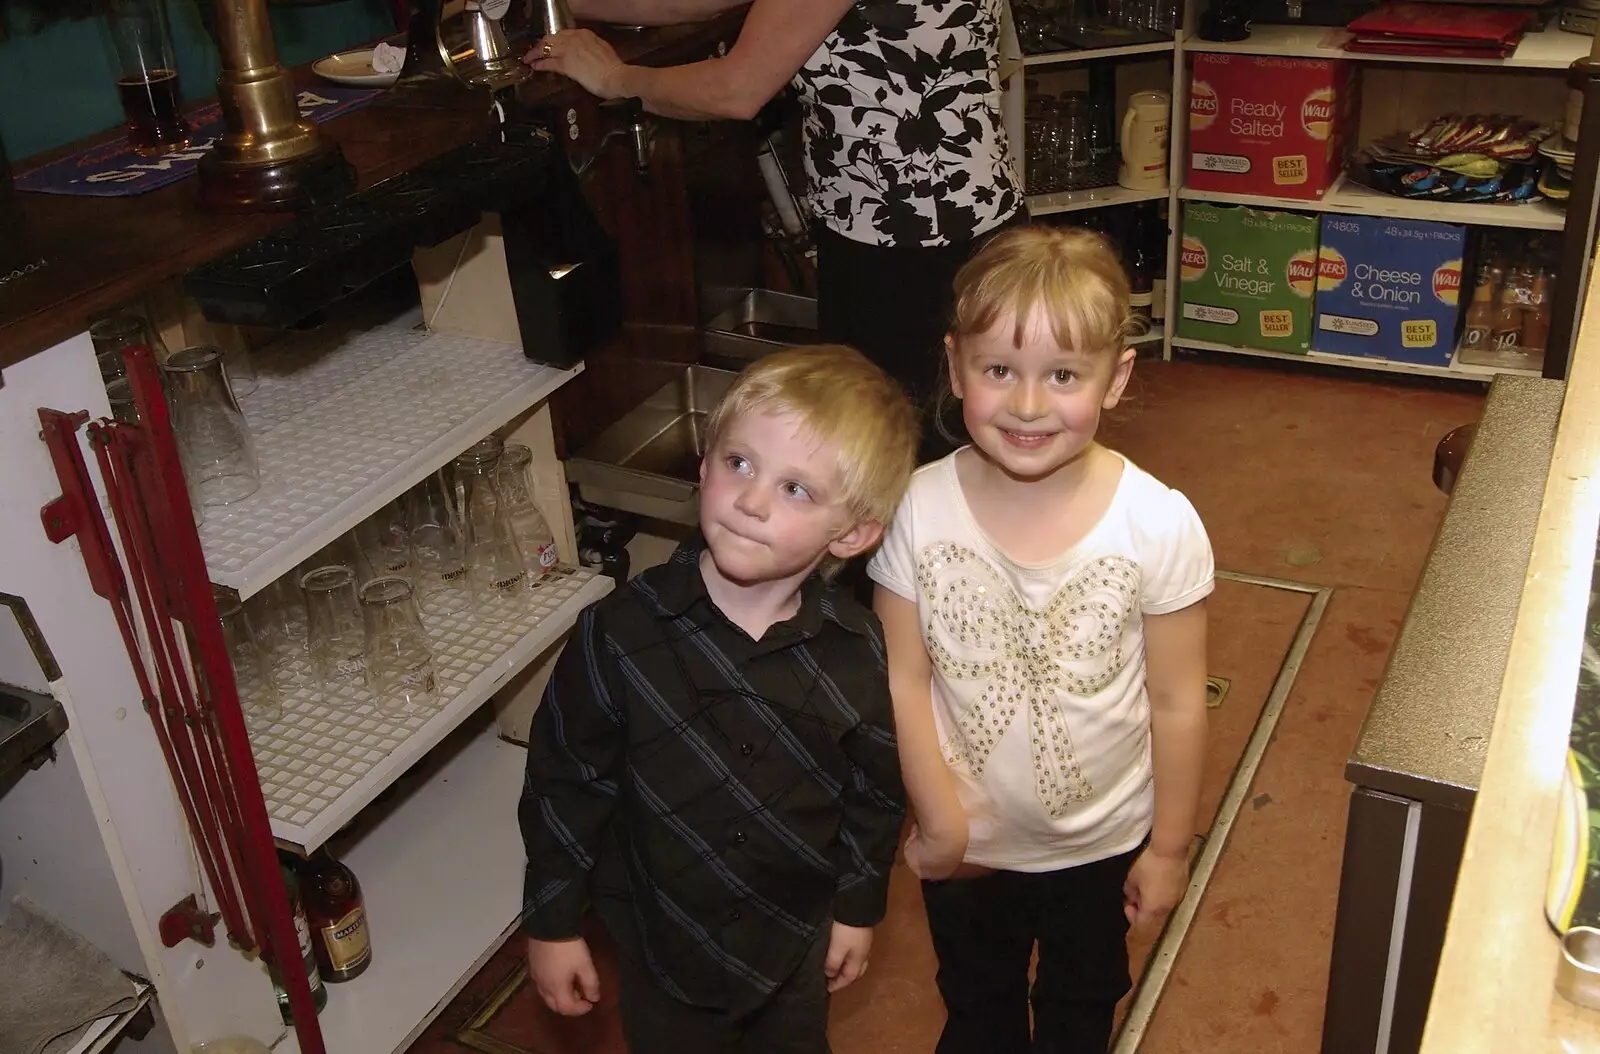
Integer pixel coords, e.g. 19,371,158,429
248,566,611,852
195,319,581,600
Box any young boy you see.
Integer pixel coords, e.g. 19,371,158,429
518,344,920,1054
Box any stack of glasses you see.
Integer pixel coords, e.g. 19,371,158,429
219,436,563,732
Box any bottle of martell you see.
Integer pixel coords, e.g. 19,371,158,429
270,860,328,1024
301,847,372,982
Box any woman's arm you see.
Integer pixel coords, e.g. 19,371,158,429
530,0,854,121
875,586,969,878
567,0,748,24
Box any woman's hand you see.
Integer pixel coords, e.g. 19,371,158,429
1122,846,1189,931
525,29,628,100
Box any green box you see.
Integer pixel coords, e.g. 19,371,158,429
1178,203,1319,354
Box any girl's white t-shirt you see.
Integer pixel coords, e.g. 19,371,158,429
868,450,1214,872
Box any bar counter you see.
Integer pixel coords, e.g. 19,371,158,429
0,14,743,373
1418,270,1600,1049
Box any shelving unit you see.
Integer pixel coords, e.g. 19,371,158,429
1181,23,1592,69
1177,177,1568,231
1004,0,1577,379
273,717,528,1054
1171,335,1542,380
252,567,609,854
197,319,581,601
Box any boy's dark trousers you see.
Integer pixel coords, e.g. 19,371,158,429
921,846,1141,1054
616,926,832,1054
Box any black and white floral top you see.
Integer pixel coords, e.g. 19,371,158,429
793,0,1022,249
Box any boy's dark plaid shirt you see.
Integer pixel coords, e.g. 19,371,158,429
518,539,906,1011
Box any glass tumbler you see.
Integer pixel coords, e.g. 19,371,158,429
357,500,413,582
451,438,527,621
161,345,260,506
359,577,440,719
90,312,164,383
407,474,472,617
494,443,559,583
100,0,191,155
1055,92,1097,192
1026,95,1063,195
214,585,282,733
302,565,367,700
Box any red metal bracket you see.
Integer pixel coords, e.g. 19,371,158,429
38,408,125,602
159,894,221,948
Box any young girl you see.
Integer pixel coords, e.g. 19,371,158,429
869,225,1212,1054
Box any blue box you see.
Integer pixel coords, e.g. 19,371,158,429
1312,215,1466,366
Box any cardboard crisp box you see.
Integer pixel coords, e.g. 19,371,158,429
1313,215,1466,366
1188,54,1357,200
1178,203,1318,354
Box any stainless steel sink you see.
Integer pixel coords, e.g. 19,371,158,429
702,288,820,366
566,365,739,525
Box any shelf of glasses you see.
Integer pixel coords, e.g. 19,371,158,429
196,318,582,601
1028,184,1169,217
1022,39,1175,66
249,565,611,855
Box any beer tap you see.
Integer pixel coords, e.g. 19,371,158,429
569,98,654,179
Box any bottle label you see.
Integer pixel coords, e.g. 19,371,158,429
1461,325,1489,351
537,543,558,571
294,906,325,991
1129,291,1154,309
320,907,372,973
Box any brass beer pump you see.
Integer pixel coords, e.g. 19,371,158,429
196,0,354,212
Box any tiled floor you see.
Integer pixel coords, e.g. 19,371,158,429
406,358,1484,1054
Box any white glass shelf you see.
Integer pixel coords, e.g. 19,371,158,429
250,566,611,854
197,317,581,600
1022,39,1176,66
1029,184,1170,217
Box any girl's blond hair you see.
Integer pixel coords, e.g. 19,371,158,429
950,225,1134,357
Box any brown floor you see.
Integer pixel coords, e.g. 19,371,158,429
406,358,1484,1054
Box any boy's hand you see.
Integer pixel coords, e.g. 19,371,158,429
527,936,601,1016
824,922,873,993
1123,846,1190,931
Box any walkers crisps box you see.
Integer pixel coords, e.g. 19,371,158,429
1188,54,1357,199
1178,203,1318,354
1313,215,1466,366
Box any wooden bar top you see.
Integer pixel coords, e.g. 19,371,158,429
1419,251,1600,1051
0,15,741,372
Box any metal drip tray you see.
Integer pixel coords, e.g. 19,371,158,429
702,288,820,366
0,685,67,782
566,365,739,524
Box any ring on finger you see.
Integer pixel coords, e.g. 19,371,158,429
541,42,554,57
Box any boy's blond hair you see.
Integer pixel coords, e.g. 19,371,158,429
950,225,1133,357
704,345,918,571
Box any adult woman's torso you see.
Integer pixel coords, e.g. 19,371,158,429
791,0,1022,249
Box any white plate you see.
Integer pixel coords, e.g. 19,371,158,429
312,49,399,88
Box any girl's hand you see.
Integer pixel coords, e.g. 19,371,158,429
524,29,627,100
904,824,992,880
825,922,873,993
1122,847,1189,931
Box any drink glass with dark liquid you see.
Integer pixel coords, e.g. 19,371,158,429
101,0,190,154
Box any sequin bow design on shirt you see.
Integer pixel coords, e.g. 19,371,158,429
916,542,1140,817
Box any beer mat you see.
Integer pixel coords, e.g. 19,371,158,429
13,85,381,199
1546,526,1600,935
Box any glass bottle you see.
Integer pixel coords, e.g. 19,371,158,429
160,345,260,506
1490,268,1529,353
1521,268,1553,363
495,443,559,583
270,859,328,1024
359,576,439,719
300,847,372,983
301,565,367,699
451,437,527,620
1459,262,1499,354
1128,204,1155,332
